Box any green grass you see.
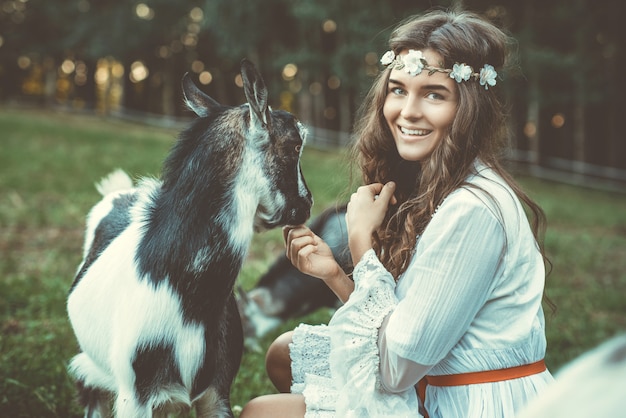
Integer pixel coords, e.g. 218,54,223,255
1,107,625,417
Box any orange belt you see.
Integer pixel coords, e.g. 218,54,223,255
417,359,546,418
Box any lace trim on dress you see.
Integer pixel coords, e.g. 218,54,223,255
290,324,332,394
290,324,338,417
328,249,420,417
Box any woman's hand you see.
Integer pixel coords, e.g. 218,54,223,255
283,225,354,302
283,225,343,282
346,181,397,265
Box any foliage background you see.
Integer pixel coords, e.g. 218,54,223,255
1,0,625,416
1,0,625,175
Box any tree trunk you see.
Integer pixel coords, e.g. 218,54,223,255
523,0,540,167
526,92,541,166
339,90,351,140
161,69,175,117
572,0,587,175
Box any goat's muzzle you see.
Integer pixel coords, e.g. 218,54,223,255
254,197,312,231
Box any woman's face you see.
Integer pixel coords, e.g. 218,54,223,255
383,49,459,162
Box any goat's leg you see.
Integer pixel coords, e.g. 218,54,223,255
152,409,168,418
197,296,244,418
79,386,113,418
114,389,152,418
195,386,231,418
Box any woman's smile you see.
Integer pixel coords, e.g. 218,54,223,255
383,48,459,162
399,126,433,138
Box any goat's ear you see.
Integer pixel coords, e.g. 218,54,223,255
240,59,270,129
182,73,220,117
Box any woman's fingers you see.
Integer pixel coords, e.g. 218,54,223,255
282,225,310,246
283,225,316,263
287,235,316,262
378,181,397,205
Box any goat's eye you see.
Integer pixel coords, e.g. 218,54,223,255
295,144,302,153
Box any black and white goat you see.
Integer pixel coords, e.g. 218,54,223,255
238,204,352,344
66,60,312,417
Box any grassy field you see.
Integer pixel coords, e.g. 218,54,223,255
1,107,625,417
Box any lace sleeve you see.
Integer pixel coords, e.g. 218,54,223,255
328,249,420,417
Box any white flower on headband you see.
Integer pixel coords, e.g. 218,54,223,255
380,49,498,89
403,49,425,76
479,64,498,89
380,50,396,66
450,63,473,82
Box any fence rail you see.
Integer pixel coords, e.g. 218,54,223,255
7,102,626,194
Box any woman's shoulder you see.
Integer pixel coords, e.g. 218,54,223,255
436,163,523,228
460,163,519,207
466,161,513,194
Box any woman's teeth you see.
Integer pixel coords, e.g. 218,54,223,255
401,127,430,136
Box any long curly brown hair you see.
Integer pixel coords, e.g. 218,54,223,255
351,9,548,280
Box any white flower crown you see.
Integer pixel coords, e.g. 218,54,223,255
380,49,498,90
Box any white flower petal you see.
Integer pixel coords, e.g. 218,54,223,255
403,49,425,76
380,50,396,66
479,64,497,89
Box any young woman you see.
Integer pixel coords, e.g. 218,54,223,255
240,9,554,418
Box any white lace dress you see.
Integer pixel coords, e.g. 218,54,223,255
289,163,554,418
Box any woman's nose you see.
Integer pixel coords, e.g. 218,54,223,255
400,95,422,120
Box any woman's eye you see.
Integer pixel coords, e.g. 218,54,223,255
427,92,444,100
390,87,406,96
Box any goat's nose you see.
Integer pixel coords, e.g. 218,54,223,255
291,204,311,225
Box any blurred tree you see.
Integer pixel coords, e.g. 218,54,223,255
0,0,623,172
465,0,625,172
65,0,208,114
201,0,445,130
0,0,81,101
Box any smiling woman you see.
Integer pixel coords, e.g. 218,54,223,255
240,8,555,418
383,49,459,162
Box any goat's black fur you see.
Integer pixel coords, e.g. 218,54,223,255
67,60,312,417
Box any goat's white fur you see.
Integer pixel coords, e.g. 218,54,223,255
228,143,274,250
68,177,208,414
95,168,134,196
68,64,312,417
80,170,135,262
295,122,309,210
69,140,294,415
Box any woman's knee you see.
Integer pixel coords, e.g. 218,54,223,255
266,330,294,393
266,331,293,367
239,393,305,418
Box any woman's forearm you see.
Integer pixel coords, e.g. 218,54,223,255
323,268,355,303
